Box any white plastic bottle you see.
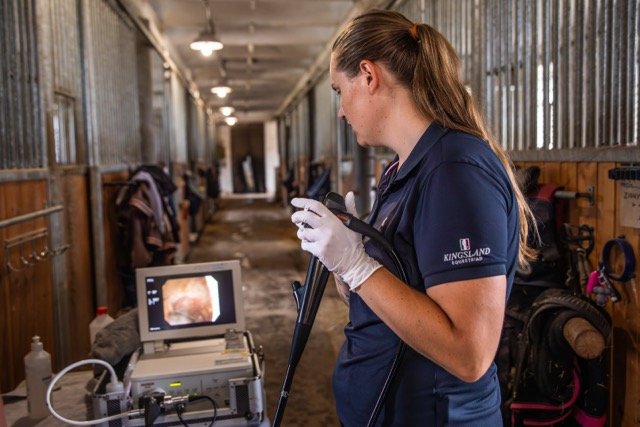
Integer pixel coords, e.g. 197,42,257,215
24,336,52,419
89,306,114,345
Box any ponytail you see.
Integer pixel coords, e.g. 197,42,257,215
333,9,537,267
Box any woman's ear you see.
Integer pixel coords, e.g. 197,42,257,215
359,60,379,93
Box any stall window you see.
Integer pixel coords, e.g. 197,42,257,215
52,93,77,164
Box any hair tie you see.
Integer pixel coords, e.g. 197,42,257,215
409,23,419,41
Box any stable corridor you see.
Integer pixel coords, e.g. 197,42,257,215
188,197,347,427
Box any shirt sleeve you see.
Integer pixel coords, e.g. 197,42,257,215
415,161,511,288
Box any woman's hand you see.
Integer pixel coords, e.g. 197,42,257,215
290,194,381,291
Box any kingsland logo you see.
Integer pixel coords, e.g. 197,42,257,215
443,238,491,263
443,247,491,262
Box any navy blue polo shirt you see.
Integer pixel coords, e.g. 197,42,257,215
333,122,519,426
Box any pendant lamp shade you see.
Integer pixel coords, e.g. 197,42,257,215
190,1,223,57
211,85,232,98
190,30,223,56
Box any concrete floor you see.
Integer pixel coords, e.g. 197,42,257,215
188,197,348,427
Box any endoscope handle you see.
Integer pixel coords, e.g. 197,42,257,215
324,192,397,259
323,191,348,214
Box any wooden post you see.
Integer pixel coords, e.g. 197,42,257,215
563,317,605,359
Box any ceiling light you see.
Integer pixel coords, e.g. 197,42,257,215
190,0,223,57
224,116,238,126
211,85,232,98
190,30,223,56
219,106,235,116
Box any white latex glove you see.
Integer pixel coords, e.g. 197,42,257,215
333,191,358,300
290,193,382,291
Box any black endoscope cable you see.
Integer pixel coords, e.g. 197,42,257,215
274,192,408,427
176,395,217,427
333,207,409,427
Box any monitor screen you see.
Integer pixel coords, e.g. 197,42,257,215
136,260,245,343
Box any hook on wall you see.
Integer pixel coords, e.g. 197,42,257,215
4,228,70,273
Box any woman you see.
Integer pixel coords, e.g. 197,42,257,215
291,9,535,426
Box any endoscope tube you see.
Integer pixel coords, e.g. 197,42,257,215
274,192,408,427
324,193,410,427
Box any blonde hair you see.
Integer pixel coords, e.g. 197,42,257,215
332,9,536,267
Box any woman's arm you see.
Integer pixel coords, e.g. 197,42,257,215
356,269,506,382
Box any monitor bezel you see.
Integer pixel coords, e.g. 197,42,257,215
136,260,245,344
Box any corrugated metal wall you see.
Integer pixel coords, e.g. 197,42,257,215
0,0,44,169
49,0,83,165
51,0,82,98
395,0,639,159
151,51,171,166
83,0,140,166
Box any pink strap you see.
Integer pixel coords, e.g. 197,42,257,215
586,271,598,295
511,370,581,426
573,408,606,427
586,270,599,294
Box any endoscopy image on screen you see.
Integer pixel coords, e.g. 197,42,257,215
145,268,237,332
162,275,221,326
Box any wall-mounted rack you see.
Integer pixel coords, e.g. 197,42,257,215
1,205,70,272
554,186,595,206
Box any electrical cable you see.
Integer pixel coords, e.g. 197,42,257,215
177,395,217,427
46,358,128,426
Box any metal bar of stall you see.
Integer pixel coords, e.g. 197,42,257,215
14,2,25,167
5,0,17,167
596,1,611,147
31,0,43,166
610,0,620,146
498,0,504,146
471,0,480,100
485,0,498,138
626,0,636,145
573,0,585,148
504,0,511,150
524,0,534,149
21,0,31,164
551,0,558,149
562,0,569,148
466,0,472,87
485,0,492,137
24,0,37,166
0,0,7,168
629,3,640,145
618,2,634,145
0,206,64,230
585,0,596,148
514,0,522,150
493,0,500,143
556,0,561,149
543,0,551,149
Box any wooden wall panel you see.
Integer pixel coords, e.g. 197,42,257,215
559,163,578,225
0,180,55,393
577,163,599,267
531,161,639,427
607,164,639,427
59,174,94,362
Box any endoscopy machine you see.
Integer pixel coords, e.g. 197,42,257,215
46,260,267,427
